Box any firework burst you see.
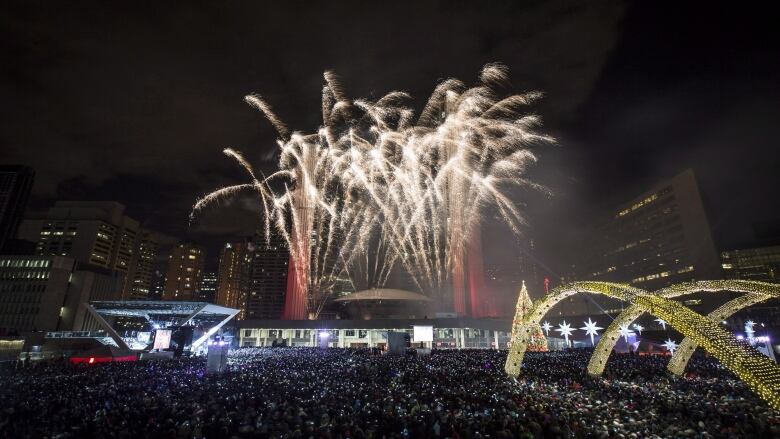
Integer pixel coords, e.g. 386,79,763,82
192,63,553,318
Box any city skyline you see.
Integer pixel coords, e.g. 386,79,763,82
2,3,780,313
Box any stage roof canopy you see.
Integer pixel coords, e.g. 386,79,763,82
86,301,240,351
89,301,238,319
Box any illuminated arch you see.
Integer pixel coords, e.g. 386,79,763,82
506,281,647,377
505,281,780,410
587,280,780,376
667,291,776,375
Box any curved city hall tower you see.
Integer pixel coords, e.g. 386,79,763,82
282,144,317,320
443,93,492,317
467,225,495,317
443,92,468,315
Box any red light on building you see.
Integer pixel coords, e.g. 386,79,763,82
69,355,135,364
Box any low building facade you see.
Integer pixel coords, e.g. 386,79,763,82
236,318,517,349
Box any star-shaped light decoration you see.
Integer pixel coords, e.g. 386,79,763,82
555,320,575,347
618,324,635,343
632,323,644,335
654,318,667,330
745,320,756,339
541,321,553,336
662,338,679,354
580,318,603,346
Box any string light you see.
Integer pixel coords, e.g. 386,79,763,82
588,280,780,376
506,281,643,377
505,280,780,411
667,292,771,375
507,282,547,353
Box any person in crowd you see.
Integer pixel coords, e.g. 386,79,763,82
0,347,777,438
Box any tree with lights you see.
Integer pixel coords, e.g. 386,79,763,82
512,281,548,352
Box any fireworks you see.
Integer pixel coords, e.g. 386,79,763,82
192,63,552,318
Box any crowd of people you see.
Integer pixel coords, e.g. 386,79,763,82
0,347,777,438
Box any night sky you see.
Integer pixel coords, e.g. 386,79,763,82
2,2,779,280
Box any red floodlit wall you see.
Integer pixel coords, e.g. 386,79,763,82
282,254,307,319
467,226,497,317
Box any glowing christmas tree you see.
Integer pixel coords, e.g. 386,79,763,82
510,280,548,352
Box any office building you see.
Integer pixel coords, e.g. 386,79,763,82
122,230,166,300
0,255,124,333
215,242,251,318
150,268,166,300
567,170,722,316
199,271,218,303
245,232,289,320
722,245,780,283
237,317,514,349
0,166,34,252
162,243,205,301
19,201,136,269
579,169,720,287
17,201,168,299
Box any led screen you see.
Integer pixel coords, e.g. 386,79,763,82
413,325,433,342
153,329,172,350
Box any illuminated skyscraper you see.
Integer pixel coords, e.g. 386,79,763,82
565,169,721,317
19,201,136,270
216,242,251,318
721,245,780,283
579,169,720,289
17,201,169,300
162,243,205,301
150,268,166,300
122,229,167,300
246,231,289,320
0,255,124,333
199,271,218,303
